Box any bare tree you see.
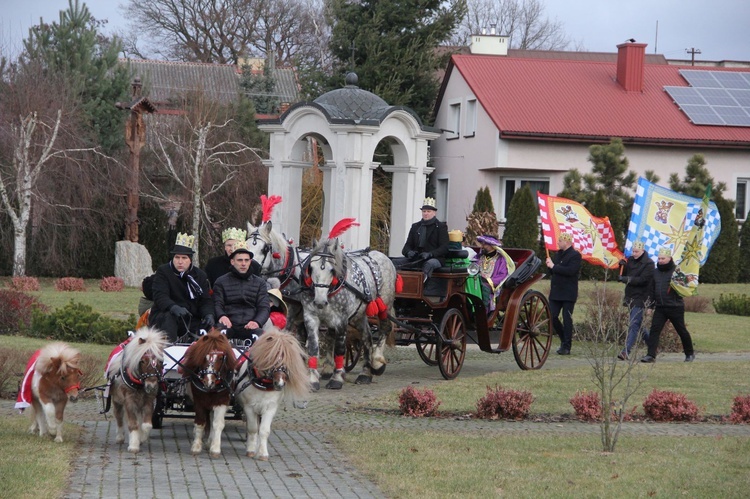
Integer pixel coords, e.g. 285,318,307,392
0,110,95,275
145,97,263,265
123,0,326,66
452,0,571,50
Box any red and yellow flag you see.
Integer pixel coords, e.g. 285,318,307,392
538,193,625,269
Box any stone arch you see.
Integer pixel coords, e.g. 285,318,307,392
258,75,440,254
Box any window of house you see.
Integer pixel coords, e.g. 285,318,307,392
737,179,749,219
448,103,461,139
465,99,477,137
503,178,550,218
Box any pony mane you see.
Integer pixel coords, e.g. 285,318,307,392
121,327,168,373
35,342,81,376
311,238,345,277
249,328,310,399
183,330,237,372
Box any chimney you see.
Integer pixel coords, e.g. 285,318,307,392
470,32,509,56
616,42,647,92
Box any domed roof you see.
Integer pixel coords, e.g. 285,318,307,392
313,73,391,122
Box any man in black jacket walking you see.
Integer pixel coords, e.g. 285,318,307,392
641,248,695,363
149,233,215,342
395,197,450,282
617,240,654,360
213,241,270,344
546,232,582,355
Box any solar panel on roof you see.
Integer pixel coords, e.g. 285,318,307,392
668,69,750,127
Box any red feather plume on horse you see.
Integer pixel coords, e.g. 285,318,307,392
328,218,360,239
261,194,283,223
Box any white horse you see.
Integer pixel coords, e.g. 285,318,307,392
234,328,310,460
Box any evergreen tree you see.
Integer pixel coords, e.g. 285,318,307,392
584,138,636,209
700,197,739,283
472,186,494,212
327,0,467,122
239,62,280,115
502,185,539,250
22,0,131,154
669,154,727,198
738,216,750,283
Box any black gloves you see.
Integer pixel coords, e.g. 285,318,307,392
617,276,629,284
420,252,432,261
619,259,627,266
202,314,216,328
170,305,189,318
406,250,417,259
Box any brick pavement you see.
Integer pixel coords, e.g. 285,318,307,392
4,347,750,498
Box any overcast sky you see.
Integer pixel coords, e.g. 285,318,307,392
2,0,749,62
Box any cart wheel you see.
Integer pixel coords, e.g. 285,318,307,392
344,336,363,372
152,391,165,429
415,324,440,366
437,308,467,380
513,290,552,370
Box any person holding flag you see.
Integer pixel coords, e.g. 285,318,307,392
545,232,582,355
641,248,695,363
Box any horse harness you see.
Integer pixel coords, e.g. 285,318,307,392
116,352,163,391
303,248,384,306
190,350,234,393
235,361,288,393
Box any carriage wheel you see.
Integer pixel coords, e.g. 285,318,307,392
437,308,467,380
512,290,553,370
415,324,440,366
344,336,363,372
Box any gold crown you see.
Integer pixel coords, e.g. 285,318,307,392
558,232,573,242
222,227,247,242
422,197,437,209
448,230,464,242
174,232,195,249
232,240,249,252
632,240,645,250
658,247,672,257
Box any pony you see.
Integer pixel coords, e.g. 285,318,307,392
234,327,310,460
22,343,82,443
180,329,237,458
301,236,397,389
105,327,167,453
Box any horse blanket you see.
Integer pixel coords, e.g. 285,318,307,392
15,349,41,411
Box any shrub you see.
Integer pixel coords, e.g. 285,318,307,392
574,287,630,344
658,322,684,353
30,300,134,345
642,389,699,422
729,395,750,424
713,293,750,317
55,277,86,292
476,385,534,420
569,390,602,422
683,295,712,313
398,386,441,417
77,353,105,398
0,347,34,398
0,290,47,335
99,276,124,292
8,276,40,292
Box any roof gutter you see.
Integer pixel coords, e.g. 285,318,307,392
499,131,750,149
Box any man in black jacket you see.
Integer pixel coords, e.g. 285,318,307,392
546,232,582,355
149,233,215,342
395,197,449,282
641,248,695,363
617,240,654,360
213,241,270,344
204,227,261,286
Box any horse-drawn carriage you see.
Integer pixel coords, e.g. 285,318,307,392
389,247,553,379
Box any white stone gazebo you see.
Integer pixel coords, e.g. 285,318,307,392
258,73,441,255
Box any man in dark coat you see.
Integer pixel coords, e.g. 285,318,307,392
641,248,695,363
545,232,582,355
395,197,449,281
204,227,261,286
617,240,654,360
149,233,215,342
213,241,270,344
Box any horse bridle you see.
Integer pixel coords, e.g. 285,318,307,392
191,350,233,393
120,352,163,390
303,252,345,296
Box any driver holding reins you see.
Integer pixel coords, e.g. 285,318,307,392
149,233,215,342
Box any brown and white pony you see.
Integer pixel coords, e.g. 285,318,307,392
24,343,82,443
181,329,237,458
235,327,310,460
106,328,167,453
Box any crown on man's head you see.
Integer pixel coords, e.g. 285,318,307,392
658,247,672,257
174,232,195,249
222,227,247,243
421,197,437,210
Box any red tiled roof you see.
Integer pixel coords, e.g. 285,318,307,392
448,54,750,147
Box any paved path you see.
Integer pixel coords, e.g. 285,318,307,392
5,348,750,498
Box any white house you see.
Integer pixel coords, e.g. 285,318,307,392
431,37,750,234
